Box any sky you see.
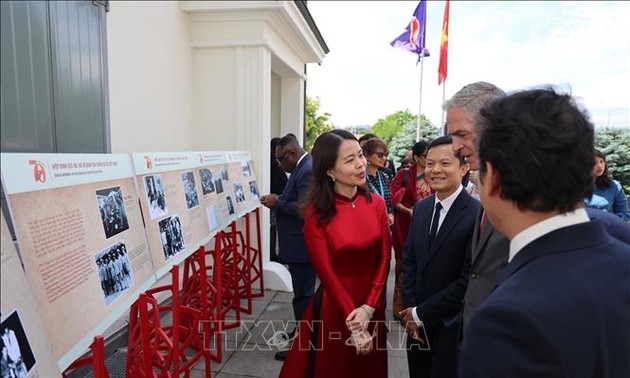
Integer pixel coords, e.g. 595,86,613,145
305,1,630,130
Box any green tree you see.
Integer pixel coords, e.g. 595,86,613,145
595,127,630,193
305,96,333,151
369,110,417,145
388,115,440,168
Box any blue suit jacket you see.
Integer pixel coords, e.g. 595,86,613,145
460,221,630,378
401,189,480,329
586,207,630,245
275,154,312,264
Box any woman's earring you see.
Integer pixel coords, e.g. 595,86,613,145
331,176,336,182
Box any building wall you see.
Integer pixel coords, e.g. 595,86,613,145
107,1,194,153
106,1,326,290
271,73,282,137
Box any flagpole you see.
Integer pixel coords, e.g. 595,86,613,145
441,82,447,135
417,57,425,141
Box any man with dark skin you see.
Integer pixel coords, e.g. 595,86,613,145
260,134,316,361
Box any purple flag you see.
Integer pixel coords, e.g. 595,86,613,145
390,1,430,61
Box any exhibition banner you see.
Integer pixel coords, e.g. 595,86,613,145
225,151,261,217
197,151,237,235
132,151,237,278
1,209,61,377
0,153,157,370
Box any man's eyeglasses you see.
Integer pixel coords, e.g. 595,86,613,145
375,152,389,159
276,151,291,163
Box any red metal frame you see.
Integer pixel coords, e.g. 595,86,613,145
218,222,243,326
62,335,109,378
246,208,264,298
125,265,211,378
182,244,224,362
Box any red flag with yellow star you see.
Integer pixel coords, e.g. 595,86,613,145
438,0,450,85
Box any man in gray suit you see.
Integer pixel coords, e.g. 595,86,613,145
444,82,508,336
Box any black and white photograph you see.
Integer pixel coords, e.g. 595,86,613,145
181,171,199,209
241,161,252,177
249,181,259,200
1,310,36,378
214,174,224,195
143,174,168,220
158,215,185,261
234,183,246,204
206,206,218,230
220,167,229,181
94,242,134,306
96,186,130,239
226,196,235,216
199,168,215,195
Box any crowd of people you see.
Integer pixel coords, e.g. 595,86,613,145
262,83,629,378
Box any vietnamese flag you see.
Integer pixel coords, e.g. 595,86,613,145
438,0,449,85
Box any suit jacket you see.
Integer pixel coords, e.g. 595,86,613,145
460,221,630,377
461,207,510,335
276,154,312,264
585,207,630,245
401,189,480,329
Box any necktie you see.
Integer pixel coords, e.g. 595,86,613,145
429,202,443,245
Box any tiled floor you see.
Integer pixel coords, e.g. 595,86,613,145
186,257,410,378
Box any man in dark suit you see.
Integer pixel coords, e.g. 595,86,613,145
585,207,630,245
444,81,509,336
400,136,480,378
269,137,288,262
260,134,315,361
460,88,630,377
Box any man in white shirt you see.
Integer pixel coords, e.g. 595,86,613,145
460,88,630,377
400,136,479,378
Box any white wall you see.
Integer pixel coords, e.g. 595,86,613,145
271,73,281,137
107,1,194,153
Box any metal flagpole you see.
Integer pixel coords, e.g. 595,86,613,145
417,57,425,141
441,82,446,135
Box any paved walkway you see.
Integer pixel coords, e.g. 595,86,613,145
188,257,409,378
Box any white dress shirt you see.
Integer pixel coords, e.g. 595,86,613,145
509,208,589,262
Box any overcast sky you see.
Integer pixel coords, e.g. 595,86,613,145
305,1,630,130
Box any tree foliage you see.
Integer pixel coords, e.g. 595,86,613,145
369,110,418,146
305,96,333,152
388,115,441,168
595,127,630,193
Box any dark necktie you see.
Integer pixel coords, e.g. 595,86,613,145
429,202,443,245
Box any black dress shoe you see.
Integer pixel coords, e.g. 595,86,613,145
275,350,288,361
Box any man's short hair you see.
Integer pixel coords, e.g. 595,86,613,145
444,81,506,132
277,133,301,150
478,87,595,213
426,135,465,165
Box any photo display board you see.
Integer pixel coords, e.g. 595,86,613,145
225,151,261,217
1,209,61,377
0,153,157,370
198,151,237,234
132,152,237,278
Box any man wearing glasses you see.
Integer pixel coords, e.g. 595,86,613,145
260,134,315,361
